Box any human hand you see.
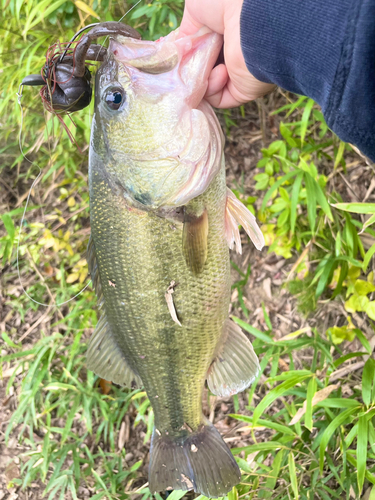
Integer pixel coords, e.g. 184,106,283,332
180,0,276,108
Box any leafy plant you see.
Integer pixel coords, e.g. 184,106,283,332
253,97,375,311
1,2,375,500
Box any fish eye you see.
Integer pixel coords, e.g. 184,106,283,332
103,86,126,110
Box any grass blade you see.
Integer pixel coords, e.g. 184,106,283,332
362,358,375,406
332,202,375,214
319,407,358,473
253,374,312,425
261,170,299,212
227,486,239,500
232,317,274,343
230,415,296,436
232,441,288,454
260,449,285,498
363,243,375,272
74,0,100,19
23,0,67,34
270,95,307,116
290,172,303,233
361,213,375,233
357,415,368,494
355,329,372,354
315,258,336,297
334,141,346,169
314,179,333,220
304,173,317,232
305,377,317,431
300,98,314,145
166,491,189,500
315,399,360,409
288,452,299,499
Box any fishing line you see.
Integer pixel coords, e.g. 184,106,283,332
59,22,99,62
15,3,142,308
16,83,92,308
87,0,143,137
83,0,142,141
118,0,143,23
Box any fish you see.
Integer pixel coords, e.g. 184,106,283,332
86,26,264,498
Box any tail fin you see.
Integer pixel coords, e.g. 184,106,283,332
149,420,240,498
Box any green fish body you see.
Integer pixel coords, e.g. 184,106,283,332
87,27,263,498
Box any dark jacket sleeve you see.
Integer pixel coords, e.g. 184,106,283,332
240,0,375,162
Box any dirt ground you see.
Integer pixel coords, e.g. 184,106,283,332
1,91,374,499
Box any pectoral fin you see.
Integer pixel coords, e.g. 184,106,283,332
225,188,265,254
207,319,260,397
182,209,208,274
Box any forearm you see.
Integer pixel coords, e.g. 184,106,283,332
240,0,375,161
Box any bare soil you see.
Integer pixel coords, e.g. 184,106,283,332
1,91,374,499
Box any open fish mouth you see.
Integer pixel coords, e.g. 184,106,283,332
109,27,223,108
87,21,264,499
90,26,224,210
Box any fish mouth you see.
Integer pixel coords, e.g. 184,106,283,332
99,28,223,210
109,27,222,106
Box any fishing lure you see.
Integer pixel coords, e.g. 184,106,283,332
22,22,140,114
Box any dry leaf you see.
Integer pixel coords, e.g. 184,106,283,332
118,421,127,451
329,361,365,382
2,365,23,379
278,358,290,371
66,273,79,283
165,280,181,326
263,277,272,299
99,378,112,395
75,1,100,19
5,461,20,482
276,326,311,342
289,384,339,425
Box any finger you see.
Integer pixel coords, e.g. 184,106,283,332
207,75,277,108
205,64,228,98
179,7,204,37
206,76,251,108
205,85,246,108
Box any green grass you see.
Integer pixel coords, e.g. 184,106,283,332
1,1,375,499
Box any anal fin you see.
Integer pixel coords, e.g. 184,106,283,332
86,236,142,389
87,314,142,389
225,188,265,254
182,208,208,274
207,319,260,397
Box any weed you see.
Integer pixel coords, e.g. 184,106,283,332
1,2,374,500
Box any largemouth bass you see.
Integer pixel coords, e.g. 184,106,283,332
87,27,264,498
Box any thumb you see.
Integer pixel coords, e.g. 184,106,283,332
179,7,204,37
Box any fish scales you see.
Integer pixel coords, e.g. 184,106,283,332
87,27,263,498
90,161,229,432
